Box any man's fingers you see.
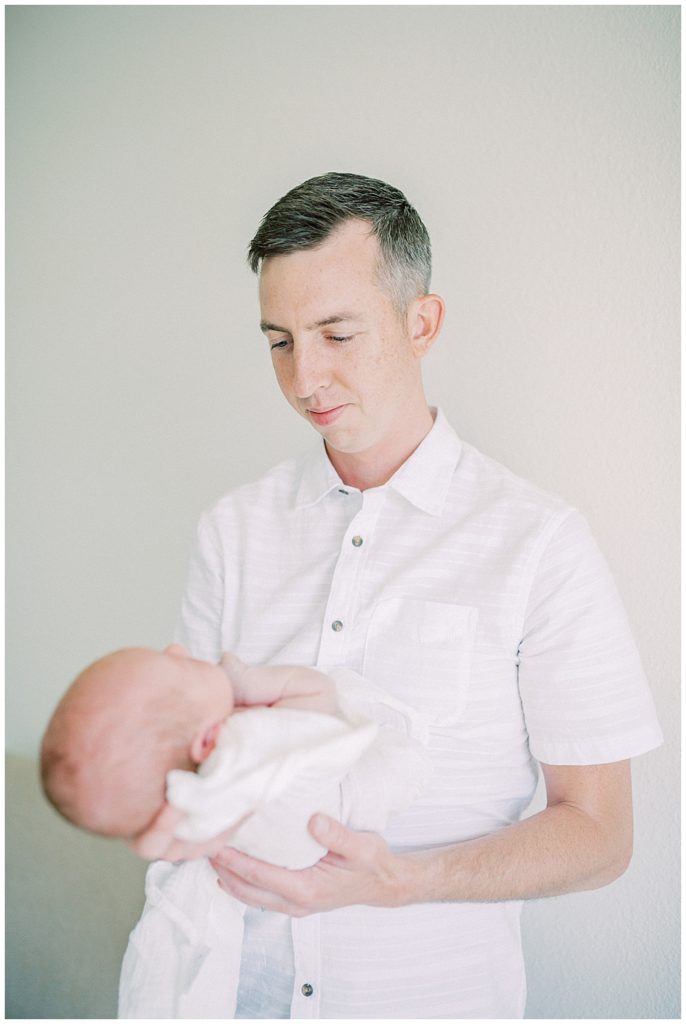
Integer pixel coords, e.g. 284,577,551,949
214,863,268,903
214,865,286,912
210,852,305,914
211,846,317,905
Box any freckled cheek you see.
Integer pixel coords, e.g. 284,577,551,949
271,358,293,395
271,367,300,411
362,350,407,400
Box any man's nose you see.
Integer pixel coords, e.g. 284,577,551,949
291,341,331,399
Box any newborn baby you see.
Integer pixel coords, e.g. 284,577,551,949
41,645,377,857
41,645,429,1018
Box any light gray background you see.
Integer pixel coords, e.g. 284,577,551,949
6,5,679,1019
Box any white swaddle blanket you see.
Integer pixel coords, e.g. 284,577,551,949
118,668,430,1019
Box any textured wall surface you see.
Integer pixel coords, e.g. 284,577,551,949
7,6,679,1018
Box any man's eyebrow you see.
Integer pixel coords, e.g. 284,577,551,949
259,313,363,335
309,314,362,329
260,320,289,334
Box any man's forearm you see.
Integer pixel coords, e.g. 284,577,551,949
399,802,632,905
210,762,633,917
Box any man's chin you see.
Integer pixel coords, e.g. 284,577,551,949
321,427,373,458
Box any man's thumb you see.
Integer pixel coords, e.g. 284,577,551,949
309,813,353,851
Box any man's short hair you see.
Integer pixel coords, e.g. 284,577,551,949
248,172,432,312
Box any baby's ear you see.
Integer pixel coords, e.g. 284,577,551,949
190,721,222,764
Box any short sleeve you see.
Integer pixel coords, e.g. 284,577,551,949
174,510,226,663
517,509,663,765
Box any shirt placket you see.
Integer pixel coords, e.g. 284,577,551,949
290,915,321,1018
290,487,386,1016
316,487,385,669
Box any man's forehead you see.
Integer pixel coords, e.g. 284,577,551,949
257,222,388,328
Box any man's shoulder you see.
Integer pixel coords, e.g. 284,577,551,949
453,438,574,527
201,449,312,525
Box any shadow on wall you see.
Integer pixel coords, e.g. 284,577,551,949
6,754,147,1019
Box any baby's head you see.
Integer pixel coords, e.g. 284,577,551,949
40,646,234,840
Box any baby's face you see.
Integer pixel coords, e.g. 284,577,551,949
43,646,236,839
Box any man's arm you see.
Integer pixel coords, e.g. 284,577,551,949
210,760,633,914
404,760,633,902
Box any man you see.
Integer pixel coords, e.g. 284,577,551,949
164,173,663,1017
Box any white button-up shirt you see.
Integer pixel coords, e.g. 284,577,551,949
176,408,662,1019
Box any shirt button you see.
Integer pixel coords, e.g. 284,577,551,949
301,983,314,997
331,620,344,632
351,535,363,547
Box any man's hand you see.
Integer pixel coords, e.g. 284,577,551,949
210,814,417,916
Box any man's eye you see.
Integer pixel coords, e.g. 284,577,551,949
270,339,290,351
329,335,353,344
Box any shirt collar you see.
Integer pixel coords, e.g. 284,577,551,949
387,407,463,515
294,407,462,515
294,443,348,510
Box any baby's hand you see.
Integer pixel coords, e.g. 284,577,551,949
127,802,252,862
219,651,253,706
220,652,338,715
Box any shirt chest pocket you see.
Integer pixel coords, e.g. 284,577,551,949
362,598,478,725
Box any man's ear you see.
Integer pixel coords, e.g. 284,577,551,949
190,720,222,764
409,294,445,358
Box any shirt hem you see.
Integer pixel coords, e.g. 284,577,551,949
529,724,664,765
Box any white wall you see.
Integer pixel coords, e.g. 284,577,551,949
6,6,679,1018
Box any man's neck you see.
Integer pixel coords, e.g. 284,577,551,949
326,405,436,491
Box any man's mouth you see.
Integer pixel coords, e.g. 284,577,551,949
306,405,347,426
